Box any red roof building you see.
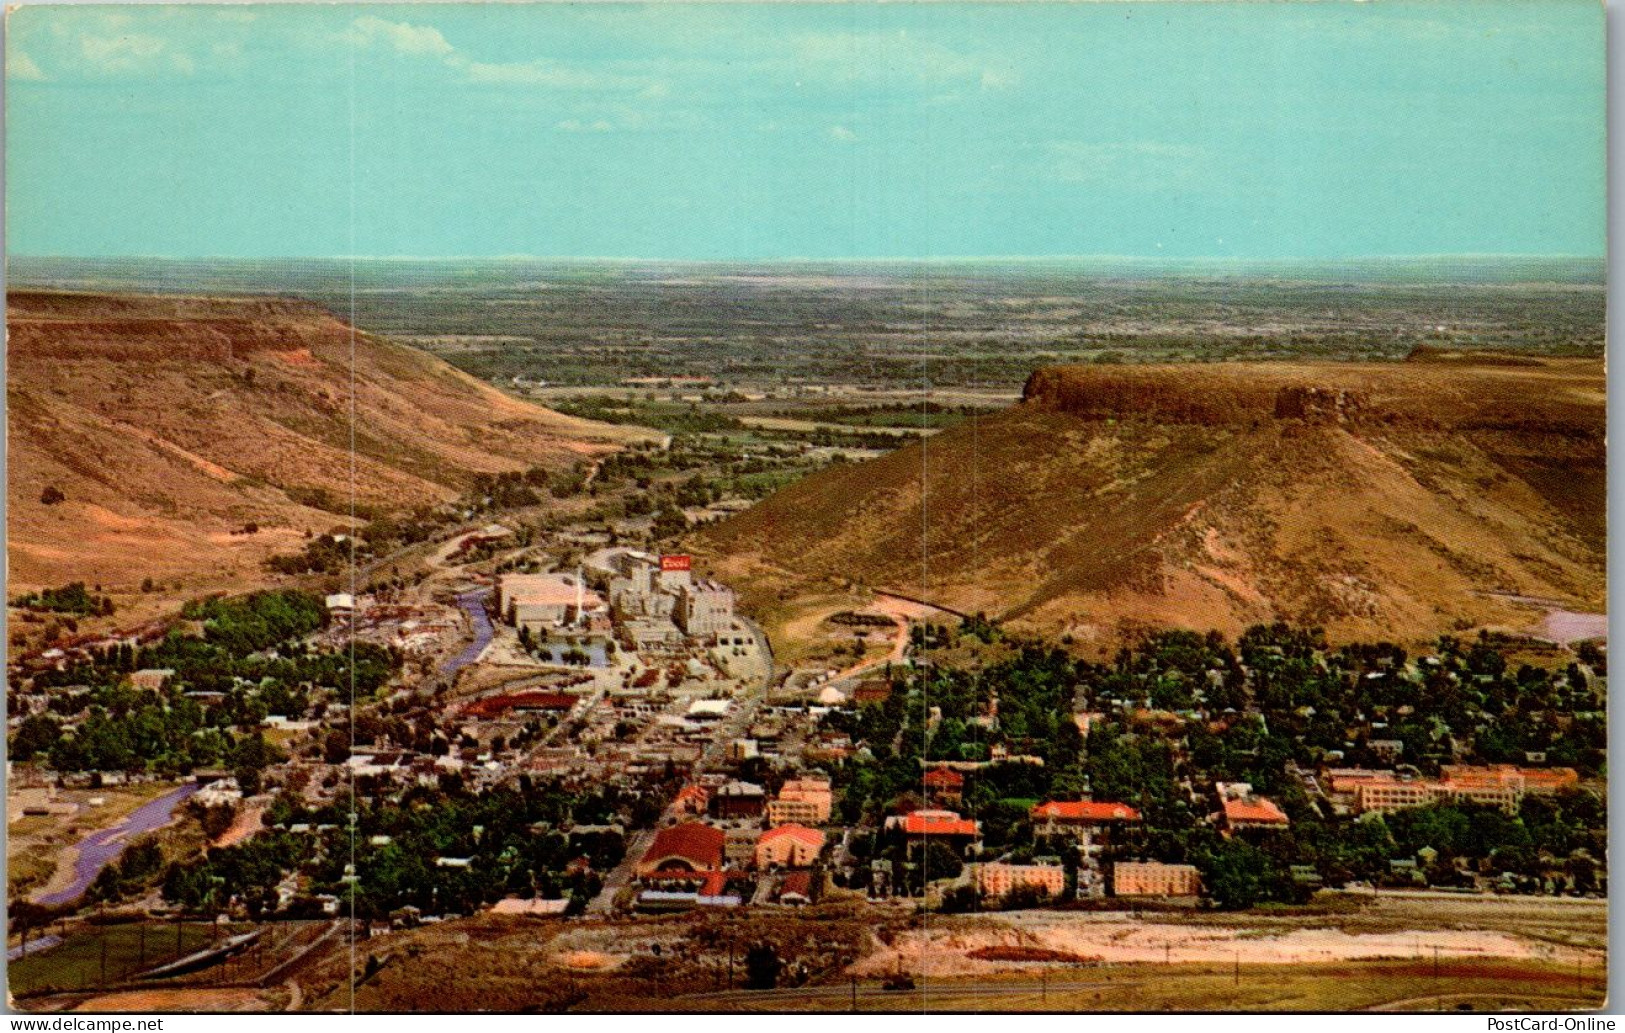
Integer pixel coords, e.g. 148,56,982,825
754,824,827,868
777,869,815,905
923,766,966,806
674,783,713,817
1031,800,1141,823
637,822,726,876
888,809,981,841
1216,783,1290,830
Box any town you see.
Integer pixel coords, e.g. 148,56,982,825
8,490,1607,961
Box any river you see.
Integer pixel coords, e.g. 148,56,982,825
34,783,200,907
441,588,495,678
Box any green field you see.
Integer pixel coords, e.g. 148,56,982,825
10,922,222,996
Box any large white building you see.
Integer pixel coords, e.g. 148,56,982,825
676,580,736,640
496,573,605,633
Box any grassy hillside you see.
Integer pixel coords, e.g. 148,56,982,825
697,356,1604,649
7,290,650,592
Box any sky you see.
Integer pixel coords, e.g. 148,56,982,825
5,1,1606,261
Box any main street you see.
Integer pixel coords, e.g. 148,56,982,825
587,616,776,915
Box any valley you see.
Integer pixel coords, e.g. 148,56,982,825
4,260,1607,1015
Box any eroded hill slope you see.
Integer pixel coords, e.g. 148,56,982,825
7,290,645,590
699,357,1604,647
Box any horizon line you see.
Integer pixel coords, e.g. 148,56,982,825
7,252,1606,266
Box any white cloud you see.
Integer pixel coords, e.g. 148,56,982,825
79,32,193,75
787,31,1014,91
9,50,46,81
344,14,650,95
348,15,454,58
829,125,857,142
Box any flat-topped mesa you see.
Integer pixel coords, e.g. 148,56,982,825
1020,365,1366,426
7,290,352,362
1272,385,1367,423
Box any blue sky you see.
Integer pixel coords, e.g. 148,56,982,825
5,2,1605,260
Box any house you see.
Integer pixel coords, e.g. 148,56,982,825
687,699,732,722
755,824,826,869
673,783,713,818
723,826,760,867
127,668,175,692
923,767,965,807
709,780,767,820
775,869,815,906
194,777,243,807
977,862,1066,900
887,809,981,854
1336,764,1581,817
1030,800,1141,838
767,777,833,825
1112,861,1202,897
1216,783,1290,831
637,822,726,876
853,680,892,705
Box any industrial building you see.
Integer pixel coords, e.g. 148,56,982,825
496,572,605,633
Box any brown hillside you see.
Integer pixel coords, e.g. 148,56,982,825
699,357,1604,648
7,290,648,591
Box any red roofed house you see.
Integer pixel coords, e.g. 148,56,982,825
776,869,815,906
754,824,827,869
923,767,965,807
637,822,726,876
1030,800,1142,838
1216,782,1290,832
886,808,982,856
674,783,713,818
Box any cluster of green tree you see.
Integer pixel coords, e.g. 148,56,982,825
9,582,114,617
825,621,1606,905
84,839,166,905
553,396,746,435
466,468,553,510
182,590,328,653
769,402,986,430
13,590,396,776
164,775,651,919
265,533,356,576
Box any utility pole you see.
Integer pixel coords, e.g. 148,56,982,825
851,975,858,1012
1234,950,1240,987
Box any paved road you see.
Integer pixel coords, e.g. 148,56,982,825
587,617,776,915
35,783,200,906
440,588,495,678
